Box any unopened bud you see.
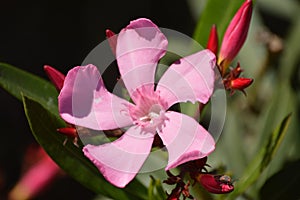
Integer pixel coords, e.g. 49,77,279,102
57,127,77,138
218,0,252,74
106,29,117,56
198,174,234,194
44,65,65,92
207,25,219,55
230,77,253,91
57,127,79,147
8,148,61,200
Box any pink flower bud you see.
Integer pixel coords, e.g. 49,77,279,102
218,0,252,73
198,174,234,194
230,77,253,90
9,148,61,200
106,29,117,56
44,65,65,92
207,25,218,55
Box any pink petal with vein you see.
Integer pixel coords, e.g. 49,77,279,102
156,49,216,109
83,125,155,188
158,111,215,170
116,18,168,103
59,64,133,130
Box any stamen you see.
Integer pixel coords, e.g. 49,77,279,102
129,86,167,129
148,112,160,119
139,116,151,122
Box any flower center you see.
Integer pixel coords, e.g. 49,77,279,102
129,86,168,130
138,104,164,125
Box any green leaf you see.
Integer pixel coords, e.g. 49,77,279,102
225,114,292,199
259,159,300,200
22,95,148,200
148,176,155,200
193,0,245,46
154,178,167,199
259,114,292,171
148,176,166,200
0,63,59,116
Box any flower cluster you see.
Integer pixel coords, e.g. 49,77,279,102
163,157,234,199
207,0,253,95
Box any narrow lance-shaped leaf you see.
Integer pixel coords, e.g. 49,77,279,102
22,95,148,200
148,176,166,200
0,63,58,116
148,176,155,200
225,113,292,199
154,178,167,199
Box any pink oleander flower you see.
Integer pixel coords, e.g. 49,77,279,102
58,18,216,188
218,0,252,74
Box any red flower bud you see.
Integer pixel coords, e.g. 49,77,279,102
230,77,253,90
57,127,79,147
198,174,234,194
57,127,77,138
218,0,252,74
106,29,117,56
207,25,219,55
43,65,65,92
